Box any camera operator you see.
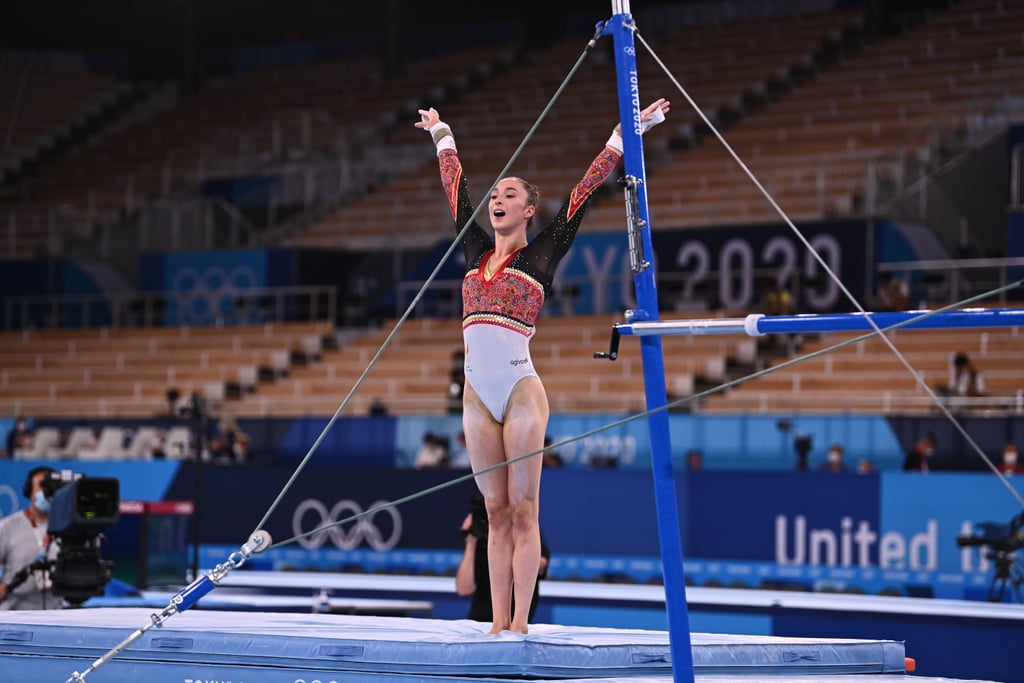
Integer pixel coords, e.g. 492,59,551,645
456,491,550,623
0,466,64,610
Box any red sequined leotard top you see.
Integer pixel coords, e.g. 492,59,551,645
437,147,621,336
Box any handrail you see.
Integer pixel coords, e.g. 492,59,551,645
2,284,338,331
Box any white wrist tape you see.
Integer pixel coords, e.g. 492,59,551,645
641,107,666,133
605,125,624,154
426,120,456,155
605,108,665,154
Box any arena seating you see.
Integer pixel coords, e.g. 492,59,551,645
289,9,864,249
705,325,1024,413
4,2,1023,426
0,64,124,181
0,63,132,256
583,0,1024,230
6,309,1017,422
1,40,520,257
287,0,1024,246
9,2,1021,252
229,312,756,416
0,321,333,419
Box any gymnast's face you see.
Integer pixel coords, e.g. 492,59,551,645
489,178,535,236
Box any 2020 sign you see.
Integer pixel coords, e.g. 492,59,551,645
673,233,845,311
544,221,868,315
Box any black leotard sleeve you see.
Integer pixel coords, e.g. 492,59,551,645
436,147,621,296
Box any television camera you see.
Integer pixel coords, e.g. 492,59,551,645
5,471,120,606
956,511,1024,603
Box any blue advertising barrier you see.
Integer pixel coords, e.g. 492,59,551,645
159,462,1024,603
3,461,1020,603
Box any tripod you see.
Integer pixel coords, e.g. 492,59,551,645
985,548,1024,603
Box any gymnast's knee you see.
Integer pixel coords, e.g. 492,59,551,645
509,499,539,534
485,502,514,534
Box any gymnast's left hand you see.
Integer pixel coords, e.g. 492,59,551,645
416,107,440,129
641,98,670,123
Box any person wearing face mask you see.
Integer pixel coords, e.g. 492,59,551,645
817,444,849,472
903,432,937,472
0,466,64,609
416,99,670,635
998,443,1023,476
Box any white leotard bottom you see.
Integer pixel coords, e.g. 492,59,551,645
463,323,539,423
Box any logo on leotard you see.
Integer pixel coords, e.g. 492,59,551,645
509,358,529,366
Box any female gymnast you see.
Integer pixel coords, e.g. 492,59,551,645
417,98,670,634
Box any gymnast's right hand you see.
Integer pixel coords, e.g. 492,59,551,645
417,108,456,154
416,107,440,130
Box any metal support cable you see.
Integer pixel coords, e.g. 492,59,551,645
634,28,1022,505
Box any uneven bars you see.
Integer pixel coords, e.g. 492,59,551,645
614,307,1024,338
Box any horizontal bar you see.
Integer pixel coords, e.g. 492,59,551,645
616,308,1024,338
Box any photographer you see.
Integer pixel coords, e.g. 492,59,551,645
456,492,549,623
0,466,64,610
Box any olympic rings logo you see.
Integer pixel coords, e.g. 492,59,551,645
171,264,259,325
292,499,402,550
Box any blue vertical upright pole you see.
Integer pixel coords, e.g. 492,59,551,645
602,3,695,682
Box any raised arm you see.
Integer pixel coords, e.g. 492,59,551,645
416,107,492,264
528,99,671,285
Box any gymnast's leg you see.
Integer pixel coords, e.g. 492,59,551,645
463,383,514,633
501,376,548,634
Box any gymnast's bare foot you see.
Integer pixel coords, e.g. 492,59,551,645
489,622,528,635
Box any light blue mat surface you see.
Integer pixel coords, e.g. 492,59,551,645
0,608,911,680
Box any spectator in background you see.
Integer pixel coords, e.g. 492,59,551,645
147,429,167,460
937,352,986,403
873,272,910,311
450,431,471,469
856,458,876,474
414,431,448,469
762,276,794,316
817,443,849,472
759,274,799,354
903,432,937,472
234,432,251,463
446,349,466,414
997,443,1023,476
369,397,389,416
5,418,33,458
686,449,704,471
209,414,249,464
542,436,563,468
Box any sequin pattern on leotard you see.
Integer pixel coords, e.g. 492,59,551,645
439,146,619,337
